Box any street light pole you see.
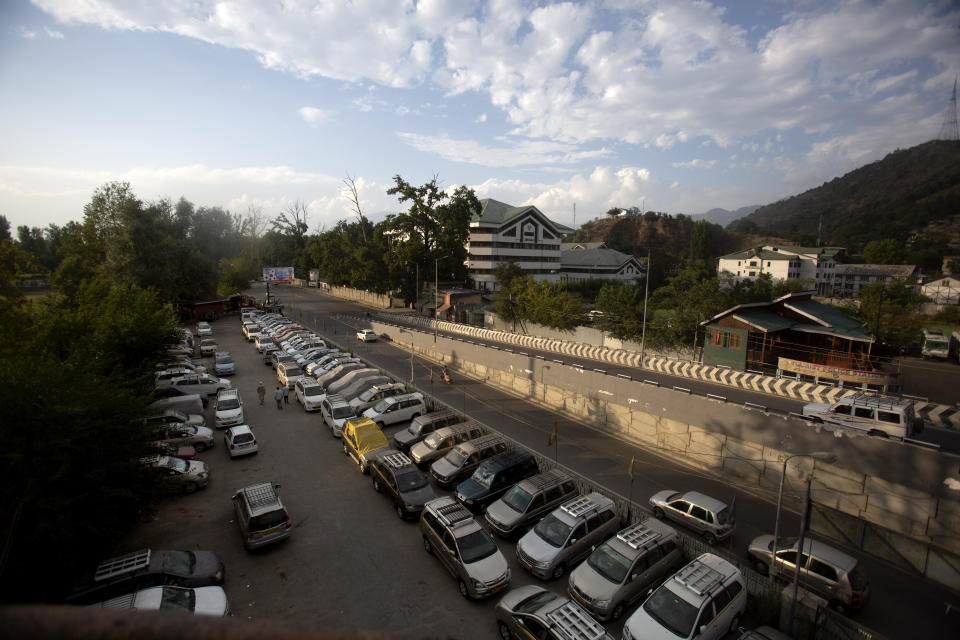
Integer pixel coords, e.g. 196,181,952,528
639,248,650,369
434,258,439,343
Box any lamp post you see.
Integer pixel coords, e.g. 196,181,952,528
770,451,836,585
639,248,651,369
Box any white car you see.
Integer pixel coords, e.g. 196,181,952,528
224,425,258,458
98,585,228,616
196,321,213,336
357,329,377,342
295,378,325,411
214,388,244,429
165,373,231,396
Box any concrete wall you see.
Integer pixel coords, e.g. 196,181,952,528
373,320,960,557
324,285,392,308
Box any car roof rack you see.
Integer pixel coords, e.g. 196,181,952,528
527,469,571,490
546,601,606,640
616,523,662,550
243,482,280,509
382,452,412,468
673,560,724,596
94,549,151,582
561,495,600,518
843,393,908,410
435,501,474,528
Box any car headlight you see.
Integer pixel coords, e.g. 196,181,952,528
595,599,611,608
532,559,551,570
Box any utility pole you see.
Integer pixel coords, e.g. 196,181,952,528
640,248,651,369
434,258,439,343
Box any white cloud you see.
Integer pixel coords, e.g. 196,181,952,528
44,27,64,39
397,132,612,167
672,159,717,169
475,113,487,123
297,106,334,127
18,27,38,39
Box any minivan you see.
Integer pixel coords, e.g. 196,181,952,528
394,409,464,453
746,535,869,612
231,482,292,551
485,469,579,539
277,362,304,389
430,434,508,489
321,394,359,437
454,449,539,511
410,421,485,467
362,392,426,428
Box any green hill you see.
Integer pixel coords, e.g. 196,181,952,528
728,140,960,251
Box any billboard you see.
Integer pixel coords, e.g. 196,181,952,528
262,267,295,282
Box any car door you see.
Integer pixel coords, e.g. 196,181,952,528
438,530,459,578
623,548,653,606
688,504,711,535
804,557,838,599
510,615,549,640
665,499,692,528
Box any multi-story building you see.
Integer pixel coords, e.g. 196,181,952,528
559,242,644,283
830,264,921,299
922,276,960,305
716,245,842,294
466,199,572,292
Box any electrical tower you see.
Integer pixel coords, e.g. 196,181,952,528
938,75,959,141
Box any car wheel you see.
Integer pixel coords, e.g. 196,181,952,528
373,477,382,493
193,442,207,453
395,503,405,519
183,482,198,494
703,532,717,546
551,563,566,580
376,422,385,430
610,603,625,621
652,507,665,519
753,559,769,576
359,459,367,474
422,536,432,555
728,613,741,634
457,579,470,599
497,621,512,640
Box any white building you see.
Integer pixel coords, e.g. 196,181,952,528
921,276,960,305
467,199,572,291
716,245,842,294
831,264,921,298
559,242,644,283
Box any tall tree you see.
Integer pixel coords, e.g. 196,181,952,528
594,281,644,340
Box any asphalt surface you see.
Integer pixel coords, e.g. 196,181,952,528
119,287,960,639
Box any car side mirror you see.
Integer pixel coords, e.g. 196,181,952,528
570,538,578,545
631,573,640,581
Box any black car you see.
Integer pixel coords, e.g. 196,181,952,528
454,449,539,511
369,450,435,520
66,549,225,604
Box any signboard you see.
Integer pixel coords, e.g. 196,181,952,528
309,269,319,282
262,267,295,282
778,357,899,386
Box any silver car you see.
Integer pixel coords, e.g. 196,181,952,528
420,497,510,599
648,489,734,545
516,492,621,580
495,585,612,640
567,518,682,621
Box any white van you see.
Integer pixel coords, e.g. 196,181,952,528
802,394,922,438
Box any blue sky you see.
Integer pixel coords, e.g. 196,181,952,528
1,0,957,233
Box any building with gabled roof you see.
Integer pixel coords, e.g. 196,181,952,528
466,199,573,291
701,291,901,392
921,276,960,305
559,242,644,283
717,244,843,294
831,264,921,299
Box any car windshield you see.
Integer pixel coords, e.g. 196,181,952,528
444,448,467,467
772,536,798,551
233,433,254,444
159,586,195,612
164,457,189,472
166,410,187,422
588,544,632,583
716,506,730,525
642,585,699,637
158,551,194,574
423,432,444,448
457,529,498,564
396,469,427,491
304,386,323,397
501,485,533,512
285,367,303,376
515,589,560,614
371,399,390,413
358,388,376,402
217,398,240,410
333,406,356,419
533,514,572,548
472,465,496,488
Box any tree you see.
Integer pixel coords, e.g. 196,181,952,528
594,281,644,340
342,174,368,243
862,239,903,264
521,281,583,331
852,280,925,354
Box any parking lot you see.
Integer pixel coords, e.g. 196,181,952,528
127,314,554,638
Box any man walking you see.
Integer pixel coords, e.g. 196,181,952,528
283,384,290,404
274,386,283,409
257,381,265,405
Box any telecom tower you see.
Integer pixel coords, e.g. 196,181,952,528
938,76,959,141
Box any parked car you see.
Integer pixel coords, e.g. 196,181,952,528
801,395,922,438
142,455,210,494
495,585,612,640
485,469,578,539
67,548,224,604
145,441,196,460
213,351,236,376
362,392,426,428
410,421,484,467
152,424,215,452
270,351,298,371
224,424,259,458
145,407,205,429
454,449,538,511
232,482,291,551
430,434,508,489
351,382,408,415
736,627,794,640
357,329,377,342
196,321,212,336
96,585,229,616
567,518,682,621
214,388,244,429
149,392,205,415
393,409,463,453
649,490,734,545
369,450,435,520
621,553,747,640
746,535,870,612
294,377,325,411
321,394,359,437
516,492,620,580
420,496,510,599
342,417,391,474
199,338,218,356
164,373,231,397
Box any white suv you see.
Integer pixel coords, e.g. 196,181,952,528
622,553,747,640
214,388,244,429
362,392,425,428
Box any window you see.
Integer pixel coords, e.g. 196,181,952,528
712,331,725,347
711,586,732,612
877,410,901,424
729,333,742,349
854,407,874,419
690,505,708,522
808,558,839,582
570,523,587,544
669,500,691,513
834,405,852,416
696,600,718,628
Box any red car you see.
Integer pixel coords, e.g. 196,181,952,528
147,441,197,460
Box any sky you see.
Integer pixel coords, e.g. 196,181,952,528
1,0,958,235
